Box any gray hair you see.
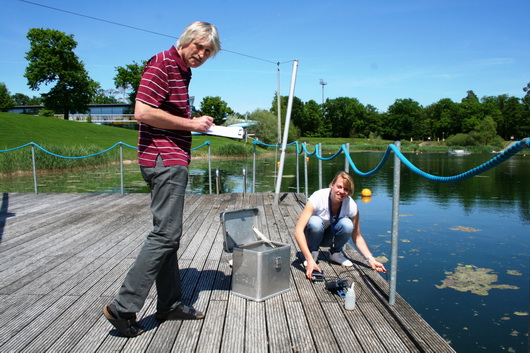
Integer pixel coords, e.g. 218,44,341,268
176,21,221,57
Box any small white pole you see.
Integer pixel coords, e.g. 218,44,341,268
274,60,299,204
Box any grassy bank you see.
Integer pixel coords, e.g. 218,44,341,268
0,112,502,174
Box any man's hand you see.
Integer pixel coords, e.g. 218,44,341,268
192,115,215,133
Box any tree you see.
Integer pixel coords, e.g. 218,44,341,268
246,109,278,144
323,97,365,138
11,93,31,105
385,98,422,140
11,93,41,105
302,100,324,137
523,82,530,98
270,93,304,140
364,104,384,138
24,28,95,120
114,61,146,106
424,98,462,139
246,107,300,144
0,83,15,111
91,82,120,104
469,115,499,145
199,96,233,125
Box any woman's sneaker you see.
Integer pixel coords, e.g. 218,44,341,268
303,251,319,267
330,252,353,267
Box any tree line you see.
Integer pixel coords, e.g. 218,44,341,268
0,28,529,146
267,89,530,145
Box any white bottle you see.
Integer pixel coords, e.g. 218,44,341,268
345,282,356,310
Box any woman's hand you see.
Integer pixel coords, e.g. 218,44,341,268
369,258,387,273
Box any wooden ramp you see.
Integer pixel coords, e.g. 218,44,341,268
0,193,455,353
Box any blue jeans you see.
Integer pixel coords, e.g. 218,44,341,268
305,216,353,254
112,156,188,315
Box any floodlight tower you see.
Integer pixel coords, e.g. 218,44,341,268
319,79,327,105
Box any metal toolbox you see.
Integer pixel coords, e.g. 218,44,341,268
220,208,291,301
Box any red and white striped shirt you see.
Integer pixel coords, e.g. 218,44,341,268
136,46,192,167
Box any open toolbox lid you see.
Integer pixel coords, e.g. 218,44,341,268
220,207,260,252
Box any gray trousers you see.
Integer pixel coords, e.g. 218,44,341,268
112,156,188,315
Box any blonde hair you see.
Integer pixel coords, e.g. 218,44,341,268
176,21,221,57
329,171,354,195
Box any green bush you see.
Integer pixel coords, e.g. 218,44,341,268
446,133,476,146
214,143,253,157
38,109,55,117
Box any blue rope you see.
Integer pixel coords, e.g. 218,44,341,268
315,144,343,161
301,143,317,156
390,138,530,183
2,139,529,183
0,141,210,158
0,142,35,153
192,141,210,151
253,140,298,149
344,145,393,177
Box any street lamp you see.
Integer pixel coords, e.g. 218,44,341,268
319,79,327,105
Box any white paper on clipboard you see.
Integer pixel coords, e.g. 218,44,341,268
205,126,245,139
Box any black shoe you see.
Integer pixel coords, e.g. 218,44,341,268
155,303,205,321
103,305,144,337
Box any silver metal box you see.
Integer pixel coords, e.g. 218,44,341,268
220,208,291,301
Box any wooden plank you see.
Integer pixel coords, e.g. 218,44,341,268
321,302,365,352
284,301,315,352
219,294,245,353
0,295,78,351
245,301,268,353
195,300,226,353
265,295,293,353
0,193,456,353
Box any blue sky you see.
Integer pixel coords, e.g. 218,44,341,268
1,0,529,114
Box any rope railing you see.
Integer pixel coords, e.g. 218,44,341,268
0,141,212,194
2,138,529,192
254,138,530,183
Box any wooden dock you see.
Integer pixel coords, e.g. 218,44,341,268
0,192,455,353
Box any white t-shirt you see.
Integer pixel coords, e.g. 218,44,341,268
308,188,358,229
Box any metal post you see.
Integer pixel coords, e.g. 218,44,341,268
274,60,299,204
31,144,38,193
208,143,212,194
277,62,282,148
304,143,308,199
253,142,256,193
344,142,350,173
119,143,124,194
216,166,221,194
318,143,322,190
389,140,401,305
296,146,300,194
242,166,247,195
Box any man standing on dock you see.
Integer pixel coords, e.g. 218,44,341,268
103,21,221,338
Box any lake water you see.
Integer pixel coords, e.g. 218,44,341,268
1,150,529,352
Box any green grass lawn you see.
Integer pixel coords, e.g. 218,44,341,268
0,112,255,154
0,112,139,148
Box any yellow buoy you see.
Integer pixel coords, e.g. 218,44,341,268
361,196,371,203
361,188,372,197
